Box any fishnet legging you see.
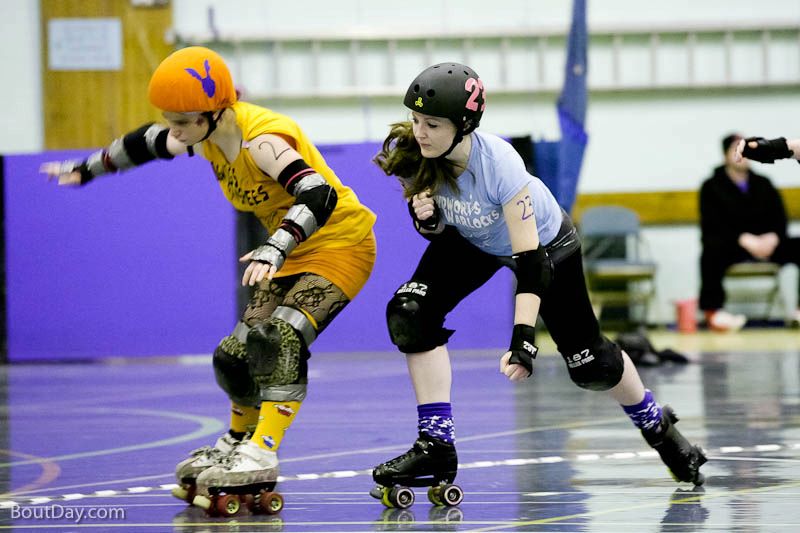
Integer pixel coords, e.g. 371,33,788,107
242,273,350,335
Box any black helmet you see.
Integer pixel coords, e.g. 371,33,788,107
404,63,486,135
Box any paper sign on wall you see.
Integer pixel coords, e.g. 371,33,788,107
48,18,123,71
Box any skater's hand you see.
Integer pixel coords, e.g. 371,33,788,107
733,138,749,163
239,250,278,286
39,160,84,186
500,351,532,382
735,136,793,164
410,190,437,222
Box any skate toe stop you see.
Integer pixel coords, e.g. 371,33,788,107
192,495,212,510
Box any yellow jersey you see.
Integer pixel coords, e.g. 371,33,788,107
203,101,376,255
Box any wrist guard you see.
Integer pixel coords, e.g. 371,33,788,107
742,137,793,164
408,199,443,233
508,324,538,376
55,159,96,185
250,228,297,272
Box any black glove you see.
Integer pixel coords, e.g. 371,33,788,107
407,198,442,232
507,324,538,377
742,137,793,164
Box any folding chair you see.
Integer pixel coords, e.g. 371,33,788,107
579,206,657,327
724,261,784,320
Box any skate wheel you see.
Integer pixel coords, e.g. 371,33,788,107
388,487,415,509
427,486,443,506
259,491,284,514
215,494,241,517
441,484,463,506
192,494,212,511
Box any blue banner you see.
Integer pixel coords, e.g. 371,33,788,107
555,0,588,212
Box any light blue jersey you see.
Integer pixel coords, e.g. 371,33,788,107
431,131,562,256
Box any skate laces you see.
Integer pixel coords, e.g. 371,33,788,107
190,432,247,460
219,441,276,470
385,439,428,468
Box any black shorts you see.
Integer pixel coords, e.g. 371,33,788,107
404,225,601,355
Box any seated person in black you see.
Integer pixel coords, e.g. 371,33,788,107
700,133,800,329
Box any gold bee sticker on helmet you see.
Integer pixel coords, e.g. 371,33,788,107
414,97,423,108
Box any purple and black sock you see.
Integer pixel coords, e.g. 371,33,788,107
417,402,455,444
622,389,663,434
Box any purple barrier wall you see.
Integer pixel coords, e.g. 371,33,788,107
4,152,238,361
4,144,514,362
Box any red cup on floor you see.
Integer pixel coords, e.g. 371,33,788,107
675,299,698,333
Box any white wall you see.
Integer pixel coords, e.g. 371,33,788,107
4,0,800,324
1,0,42,154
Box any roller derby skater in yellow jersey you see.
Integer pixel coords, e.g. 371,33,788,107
41,46,376,516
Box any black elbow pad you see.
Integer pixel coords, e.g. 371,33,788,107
513,247,553,296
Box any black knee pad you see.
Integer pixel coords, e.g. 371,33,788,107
563,335,625,391
386,282,453,353
213,336,258,405
246,318,310,402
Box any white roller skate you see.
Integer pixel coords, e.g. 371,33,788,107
172,432,242,504
192,440,284,517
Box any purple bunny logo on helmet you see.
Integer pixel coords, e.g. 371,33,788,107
184,59,216,98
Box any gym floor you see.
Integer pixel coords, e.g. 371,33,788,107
1,328,799,532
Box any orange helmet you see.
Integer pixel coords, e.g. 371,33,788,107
148,46,237,113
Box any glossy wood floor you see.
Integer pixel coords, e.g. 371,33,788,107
1,327,799,531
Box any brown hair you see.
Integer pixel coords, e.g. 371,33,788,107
373,121,460,198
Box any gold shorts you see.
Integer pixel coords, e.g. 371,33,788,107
276,230,376,301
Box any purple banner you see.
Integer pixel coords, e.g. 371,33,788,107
4,144,514,361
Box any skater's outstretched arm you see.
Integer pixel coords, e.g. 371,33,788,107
239,133,338,286
40,122,192,186
499,186,550,382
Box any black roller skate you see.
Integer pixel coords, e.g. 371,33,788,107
370,433,463,509
644,405,707,486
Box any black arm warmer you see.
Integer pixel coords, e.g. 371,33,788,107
277,159,317,194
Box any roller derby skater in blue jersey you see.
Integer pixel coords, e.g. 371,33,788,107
370,62,706,509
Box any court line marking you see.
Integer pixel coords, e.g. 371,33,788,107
1,441,797,509
0,450,60,497
0,409,224,469
0,416,624,498
469,479,800,532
